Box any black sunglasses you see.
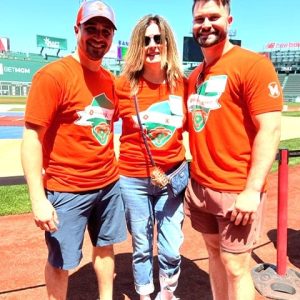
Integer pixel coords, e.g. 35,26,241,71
144,34,161,46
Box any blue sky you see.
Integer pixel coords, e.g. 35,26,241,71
0,0,299,57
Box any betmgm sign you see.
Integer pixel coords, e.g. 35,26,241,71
0,59,47,96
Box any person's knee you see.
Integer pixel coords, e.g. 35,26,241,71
159,249,181,268
220,251,251,279
159,239,181,259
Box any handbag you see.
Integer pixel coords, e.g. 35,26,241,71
133,95,189,197
167,160,189,196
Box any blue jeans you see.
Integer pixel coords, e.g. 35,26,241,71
120,175,184,295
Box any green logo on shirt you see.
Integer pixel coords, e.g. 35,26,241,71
75,93,114,145
133,97,183,148
188,75,227,132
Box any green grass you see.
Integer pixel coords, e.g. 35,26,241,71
284,102,300,107
271,138,300,172
282,111,300,117
0,96,26,104
0,184,31,216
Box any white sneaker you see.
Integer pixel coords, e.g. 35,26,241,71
154,291,179,300
154,292,161,300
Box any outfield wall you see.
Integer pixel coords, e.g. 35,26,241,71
0,58,48,96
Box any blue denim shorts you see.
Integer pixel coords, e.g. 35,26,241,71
45,180,127,270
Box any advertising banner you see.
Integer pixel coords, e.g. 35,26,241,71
36,35,67,50
0,58,47,82
265,42,300,50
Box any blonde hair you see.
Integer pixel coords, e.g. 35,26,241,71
121,14,183,95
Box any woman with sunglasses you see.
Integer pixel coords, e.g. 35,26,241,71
115,14,187,300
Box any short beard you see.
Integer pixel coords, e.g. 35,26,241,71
193,31,227,48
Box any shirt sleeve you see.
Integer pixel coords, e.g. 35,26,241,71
25,70,62,127
243,57,283,115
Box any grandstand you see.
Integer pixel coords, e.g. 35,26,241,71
282,74,300,102
270,49,300,102
277,73,286,85
1,34,300,102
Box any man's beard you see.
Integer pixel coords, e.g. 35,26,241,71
193,30,227,48
75,46,102,72
86,43,108,61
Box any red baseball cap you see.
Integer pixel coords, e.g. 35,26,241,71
76,0,117,30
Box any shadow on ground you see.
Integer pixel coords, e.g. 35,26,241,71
267,228,300,269
251,228,300,269
67,253,212,300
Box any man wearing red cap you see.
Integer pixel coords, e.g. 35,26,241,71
21,1,126,299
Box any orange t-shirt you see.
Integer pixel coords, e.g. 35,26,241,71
187,46,283,192
115,76,187,177
25,55,119,192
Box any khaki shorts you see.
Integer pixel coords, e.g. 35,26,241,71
184,178,266,253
